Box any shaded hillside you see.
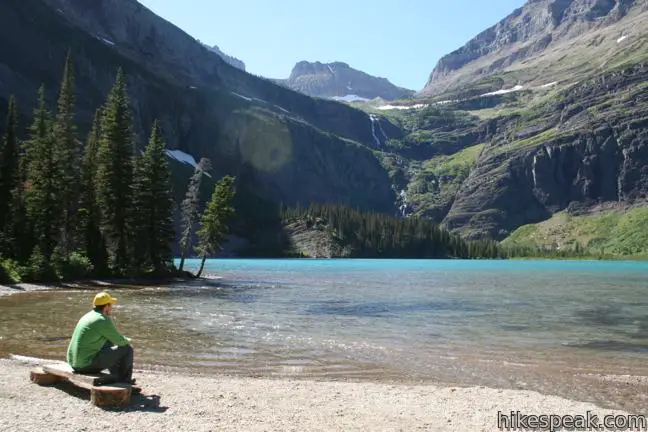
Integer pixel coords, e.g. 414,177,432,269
0,0,401,217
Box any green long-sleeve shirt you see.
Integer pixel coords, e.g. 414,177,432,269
66,310,131,368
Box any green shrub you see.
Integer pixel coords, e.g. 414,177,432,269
16,247,58,283
0,259,21,284
54,252,94,281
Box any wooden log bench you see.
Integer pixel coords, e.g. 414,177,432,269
30,363,133,407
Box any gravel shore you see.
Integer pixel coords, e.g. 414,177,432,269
0,283,55,296
0,357,634,432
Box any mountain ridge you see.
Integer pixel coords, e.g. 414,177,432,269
1,0,402,220
3,0,648,257
206,44,245,71
275,60,414,102
422,0,648,97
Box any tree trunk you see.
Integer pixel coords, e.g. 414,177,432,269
195,254,207,278
178,252,186,272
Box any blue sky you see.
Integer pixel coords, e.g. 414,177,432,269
139,0,526,90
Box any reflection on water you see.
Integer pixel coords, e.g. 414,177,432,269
2,259,648,413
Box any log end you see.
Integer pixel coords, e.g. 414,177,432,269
90,384,132,407
30,367,61,386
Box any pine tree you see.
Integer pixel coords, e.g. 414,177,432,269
0,96,26,259
79,110,108,274
178,157,212,271
52,51,81,258
25,86,59,260
96,69,134,274
0,97,18,243
195,176,236,277
132,121,176,273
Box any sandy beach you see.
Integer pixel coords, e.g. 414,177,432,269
0,356,637,432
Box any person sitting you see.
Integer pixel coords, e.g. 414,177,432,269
66,292,135,384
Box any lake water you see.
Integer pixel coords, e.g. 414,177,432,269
2,259,648,412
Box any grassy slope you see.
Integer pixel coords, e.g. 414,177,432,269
406,143,485,218
502,206,648,256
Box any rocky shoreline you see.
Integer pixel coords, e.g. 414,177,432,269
0,273,205,297
0,357,634,432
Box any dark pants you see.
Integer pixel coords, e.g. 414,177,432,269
74,342,134,382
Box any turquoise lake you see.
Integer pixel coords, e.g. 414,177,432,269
2,259,648,412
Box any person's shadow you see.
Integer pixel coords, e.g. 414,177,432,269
54,380,168,413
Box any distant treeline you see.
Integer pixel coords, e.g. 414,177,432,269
280,203,504,259
278,203,614,260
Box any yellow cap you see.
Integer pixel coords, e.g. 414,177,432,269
93,292,117,307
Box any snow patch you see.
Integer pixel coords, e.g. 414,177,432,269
541,82,558,88
231,91,252,102
481,85,524,97
99,37,115,46
327,64,335,75
189,86,198,90
233,92,290,114
166,149,197,167
165,150,212,177
347,85,353,91
617,35,628,43
331,94,370,103
376,103,428,111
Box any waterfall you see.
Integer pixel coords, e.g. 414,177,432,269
544,145,552,159
618,148,629,201
368,114,382,148
398,189,411,217
532,155,538,188
377,119,388,142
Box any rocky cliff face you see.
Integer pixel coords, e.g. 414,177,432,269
0,0,400,215
435,63,648,240
277,61,414,101
207,45,245,71
422,0,648,96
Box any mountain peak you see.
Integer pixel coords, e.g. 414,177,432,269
422,0,647,96
206,44,245,71
282,61,413,101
